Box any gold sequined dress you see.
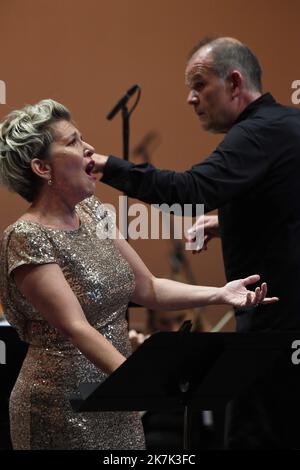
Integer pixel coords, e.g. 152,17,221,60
0,196,145,450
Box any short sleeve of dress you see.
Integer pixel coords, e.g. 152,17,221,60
6,223,56,276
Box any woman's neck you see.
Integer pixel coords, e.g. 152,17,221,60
24,191,81,230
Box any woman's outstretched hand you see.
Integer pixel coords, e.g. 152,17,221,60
220,274,279,308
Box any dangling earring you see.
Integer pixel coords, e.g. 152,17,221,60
48,178,52,186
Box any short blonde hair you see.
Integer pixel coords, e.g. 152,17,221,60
0,99,71,202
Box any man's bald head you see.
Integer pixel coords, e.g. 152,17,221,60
188,37,262,93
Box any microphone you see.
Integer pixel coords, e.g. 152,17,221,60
106,84,139,120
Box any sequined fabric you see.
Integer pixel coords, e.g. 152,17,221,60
0,196,145,450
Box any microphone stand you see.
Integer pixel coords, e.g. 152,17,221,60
106,85,141,321
106,84,141,240
122,106,130,239
122,106,129,161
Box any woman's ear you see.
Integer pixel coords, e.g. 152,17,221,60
31,158,51,182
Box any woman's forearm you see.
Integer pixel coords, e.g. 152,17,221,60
67,322,126,375
140,277,222,311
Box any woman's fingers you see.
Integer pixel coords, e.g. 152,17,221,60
246,291,252,305
261,296,279,304
260,282,267,302
256,284,266,304
253,287,261,305
243,274,261,286
247,282,279,306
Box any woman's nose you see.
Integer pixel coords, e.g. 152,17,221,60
84,143,95,157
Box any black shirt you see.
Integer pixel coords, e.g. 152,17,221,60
102,93,300,332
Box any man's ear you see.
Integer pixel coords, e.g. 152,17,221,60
227,70,243,98
31,158,51,181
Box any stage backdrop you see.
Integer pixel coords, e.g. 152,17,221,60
0,0,299,331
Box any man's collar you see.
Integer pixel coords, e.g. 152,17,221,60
234,93,276,125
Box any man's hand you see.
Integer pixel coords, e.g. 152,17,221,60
187,215,219,252
91,154,109,175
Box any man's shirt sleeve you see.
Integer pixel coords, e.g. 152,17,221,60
101,123,271,212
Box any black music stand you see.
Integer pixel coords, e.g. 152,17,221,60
71,331,297,449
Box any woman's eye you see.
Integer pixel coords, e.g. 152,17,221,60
68,139,76,146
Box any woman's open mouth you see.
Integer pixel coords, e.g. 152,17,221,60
85,160,97,180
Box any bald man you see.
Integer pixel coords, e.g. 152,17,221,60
93,37,300,449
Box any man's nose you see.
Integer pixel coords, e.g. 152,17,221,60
187,89,198,105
